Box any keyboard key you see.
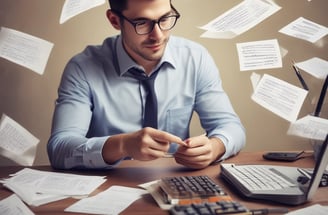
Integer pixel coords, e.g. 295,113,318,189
227,166,296,191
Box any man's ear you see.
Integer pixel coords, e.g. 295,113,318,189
106,9,121,30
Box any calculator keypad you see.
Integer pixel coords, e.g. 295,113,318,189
170,201,249,215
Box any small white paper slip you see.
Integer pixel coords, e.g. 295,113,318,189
60,0,105,24
0,194,35,215
279,17,328,43
251,74,308,122
0,27,54,75
0,114,39,166
250,72,262,91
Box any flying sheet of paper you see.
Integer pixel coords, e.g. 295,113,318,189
295,57,328,80
0,27,54,75
0,194,35,215
200,0,281,39
279,17,328,43
251,74,308,122
236,39,282,71
0,114,39,166
60,0,105,24
1,168,106,206
287,115,328,141
65,185,147,215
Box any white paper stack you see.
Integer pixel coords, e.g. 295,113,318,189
0,168,106,206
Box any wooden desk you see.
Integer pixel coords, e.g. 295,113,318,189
0,152,327,214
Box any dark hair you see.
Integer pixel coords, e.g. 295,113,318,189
108,0,128,12
109,0,172,13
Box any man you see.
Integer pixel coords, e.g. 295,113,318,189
47,0,245,170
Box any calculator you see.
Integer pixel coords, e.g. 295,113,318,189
158,175,232,205
169,201,249,215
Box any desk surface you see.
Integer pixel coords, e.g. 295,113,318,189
1,151,327,214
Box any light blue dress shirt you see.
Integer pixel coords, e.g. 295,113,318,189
47,35,245,169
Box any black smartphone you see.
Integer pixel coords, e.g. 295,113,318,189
263,151,304,162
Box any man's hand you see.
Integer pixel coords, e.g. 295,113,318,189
174,135,226,169
102,127,186,164
122,127,186,160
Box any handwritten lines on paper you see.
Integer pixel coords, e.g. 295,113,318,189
200,0,281,39
237,39,282,71
251,74,308,122
0,0,106,75
0,27,53,75
60,0,105,24
0,114,39,166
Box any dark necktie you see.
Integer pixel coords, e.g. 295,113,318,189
129,68,159,128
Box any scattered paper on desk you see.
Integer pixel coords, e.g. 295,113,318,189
0,194,35,215
287,115,328,141
279,17,328,43
285,204,328,215
295,57,328,79
0,114,39,166
251,74,308,122
65,185,147,215
200,0,281,39
4,182,67,207
1,168,106,206
236,39,282,71
60,0,105,24
0,27,54,75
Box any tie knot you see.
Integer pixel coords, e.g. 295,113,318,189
129,68,146,78
129,68,158,87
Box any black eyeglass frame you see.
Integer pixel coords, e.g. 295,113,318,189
112,6,180,35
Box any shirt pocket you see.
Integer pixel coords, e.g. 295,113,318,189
166,105,194,140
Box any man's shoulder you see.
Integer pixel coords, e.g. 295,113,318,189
71,36,117,62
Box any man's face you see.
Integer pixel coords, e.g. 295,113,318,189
120,0,173,69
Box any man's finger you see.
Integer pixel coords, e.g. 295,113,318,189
152,129,188,146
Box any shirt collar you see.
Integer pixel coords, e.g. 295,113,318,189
115,35,176,76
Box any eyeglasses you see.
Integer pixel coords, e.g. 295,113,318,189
113,9,180,35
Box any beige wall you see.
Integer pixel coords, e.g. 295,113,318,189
0,0,327,166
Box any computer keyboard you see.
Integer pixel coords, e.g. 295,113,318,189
159,175,231,205
170,201,249,215
226,165,296,191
